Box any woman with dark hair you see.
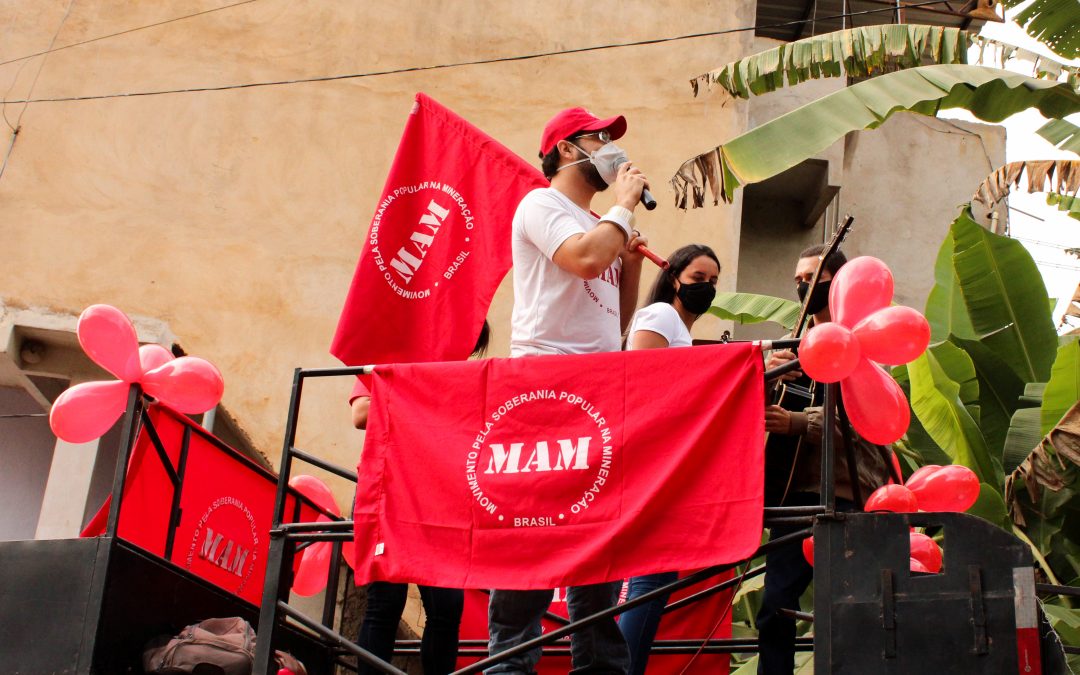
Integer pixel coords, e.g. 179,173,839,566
618,244,720,674
348,320,490,674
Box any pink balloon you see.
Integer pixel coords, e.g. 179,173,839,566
906,464,980,513
292,517,333,597
904,464,942,493
138,344,174,374
840,358,911,445
49,380,130,443
77,305,142,382
864,484,918,513
800,322,861,383
802,536,814,567
290,475,340,517
289,475,355,571
909,532,943,573
852,306,931,365
829,257,894,328
910,557,931,574
142,356,223,413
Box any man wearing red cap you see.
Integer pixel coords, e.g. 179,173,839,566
487,108,649,674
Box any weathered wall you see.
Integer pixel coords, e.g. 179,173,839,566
0,1,753,505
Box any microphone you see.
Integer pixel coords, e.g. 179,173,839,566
613,157,657,211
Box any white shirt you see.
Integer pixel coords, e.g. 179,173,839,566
626,302,692,350
510,188,623,356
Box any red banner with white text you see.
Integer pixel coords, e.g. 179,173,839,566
331,92,547,366
352,344,764,589
81,406,321,605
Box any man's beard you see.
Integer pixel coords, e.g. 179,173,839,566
578,161,609,192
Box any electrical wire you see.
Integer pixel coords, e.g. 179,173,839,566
0,0,261,69
2,0,962,105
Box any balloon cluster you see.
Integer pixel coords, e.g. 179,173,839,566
48,305,224,444
798,257,931,445
289,475,355,596
802,464,979,574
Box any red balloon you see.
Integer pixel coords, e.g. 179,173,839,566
292,516,333,597
909,532,943,573
142,356,224,413
829,257,894,328
49,380,130,443
906,464,980,513
799,322,861,383
904,464,942,494
852,306,931,365
864,484,918,513
290,475,340,516
77,305,142,382
138,344,174,375
289,475,355,571
909,557,931,574
802,536,814,567
840,358,911,445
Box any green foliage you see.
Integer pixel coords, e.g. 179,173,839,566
675,64,1080,205
1043,340,1080,434
1002,0,1080,59
950,206,1058,382
693,24,969,99
708,292,801,330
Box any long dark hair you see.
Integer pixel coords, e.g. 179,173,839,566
645,244,721,306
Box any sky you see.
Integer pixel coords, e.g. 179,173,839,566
939,7,1080,333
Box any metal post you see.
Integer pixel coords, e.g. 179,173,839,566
820,383,837,515
253,368,305,675
105,384,143,538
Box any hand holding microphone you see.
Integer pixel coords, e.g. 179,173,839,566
613,160,667,269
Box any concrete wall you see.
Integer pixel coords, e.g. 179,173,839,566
0,1,753,507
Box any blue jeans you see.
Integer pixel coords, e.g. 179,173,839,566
487,583,630,674
358,582,463,675
618,571,678,675
756,493,854,675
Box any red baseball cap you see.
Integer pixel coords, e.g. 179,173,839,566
539,107,627,157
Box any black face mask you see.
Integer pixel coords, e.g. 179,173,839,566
676,281,717,315
796,279,831,315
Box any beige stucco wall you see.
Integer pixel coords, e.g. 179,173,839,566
1,1,753,504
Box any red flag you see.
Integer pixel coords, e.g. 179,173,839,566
352,344,764,589
331,93,547,366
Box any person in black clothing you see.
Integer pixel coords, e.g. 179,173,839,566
756,245,890,675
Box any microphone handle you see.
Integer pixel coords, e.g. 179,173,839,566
640,187,657,211
636,243,668,269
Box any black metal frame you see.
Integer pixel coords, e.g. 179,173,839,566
248,344,849,675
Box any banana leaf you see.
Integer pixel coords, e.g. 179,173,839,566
968,482,1013,530
972,159,1080,221
954,337,1026,456
672,65,1080,206
1002,0,1080,59
926,226,978,342
1043,339,1080,435
908,346,1003,487
1037,118,1080,154
950,206,1058,383
692,25,969,99
708,291,801,329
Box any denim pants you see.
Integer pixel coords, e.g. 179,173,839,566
618,571,678,675
487,583,630,674
358,581,464,675
756,493,854,675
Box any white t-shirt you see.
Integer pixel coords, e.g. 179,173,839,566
510,187,623,356
626,302,692,350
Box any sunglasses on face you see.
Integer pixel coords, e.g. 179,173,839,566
574,130,612,144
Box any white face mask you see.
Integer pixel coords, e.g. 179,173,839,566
558,141,628,185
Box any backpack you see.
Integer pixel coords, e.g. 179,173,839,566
142,616,255,675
